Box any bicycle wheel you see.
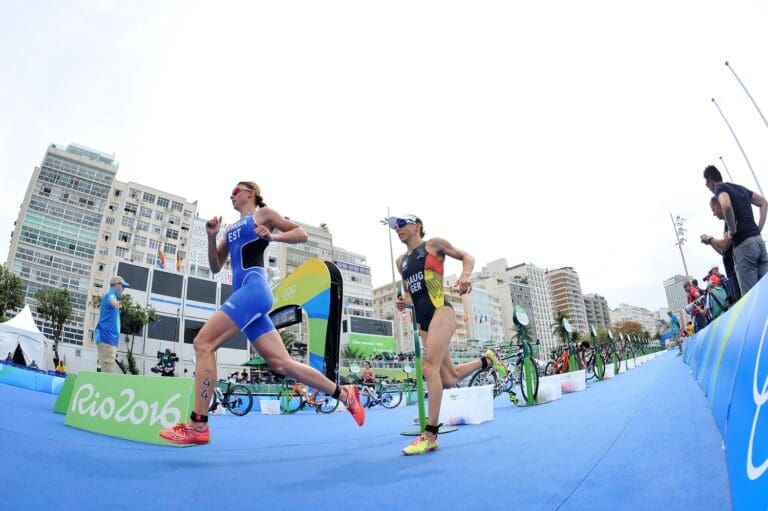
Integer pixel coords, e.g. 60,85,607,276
517,358,539,402
358,385,373,408
225,385,253,416
280,389,303,414
207,390,220,413
379,385,402,409
594,352,605,380
468,369,500,397
585,355,596,381
311,390,340,413
544,362,555,377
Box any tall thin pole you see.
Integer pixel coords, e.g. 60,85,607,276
385,207,396,284
725,61,768,130
711,97,764,196
380,208,405,352
670,212,690,279
718,156,734,182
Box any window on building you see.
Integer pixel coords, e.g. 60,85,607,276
154,211,165,222
166,228,179,240
142,192,156,204
118,231,131,243
147,314,178,342
140,206,152,218
151,270,182,297
124,202,137,214
171,201,183,212
156,197,169,208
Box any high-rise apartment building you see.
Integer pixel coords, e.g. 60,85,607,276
547,266,588,336
7,143,118,346
664,274,689,312
484,259,558,356
83,181,198,342
583,293,612,330
461,285,504,348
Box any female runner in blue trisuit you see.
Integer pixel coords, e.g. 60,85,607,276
160,181,364,445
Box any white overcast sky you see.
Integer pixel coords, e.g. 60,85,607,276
2,0,768,311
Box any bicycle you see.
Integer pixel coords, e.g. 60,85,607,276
358,379,403,409
544,344,572,376
209,381,253,417
467,344,540,403
279,379,339,414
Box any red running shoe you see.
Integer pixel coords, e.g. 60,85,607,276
343,385,365,426
158,423,210,445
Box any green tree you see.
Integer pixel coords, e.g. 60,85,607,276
0,264,25,320
613,320,644,338
340,344,367,360
551,310,570,343
118,294,157,375
279,329,296,350
34,287,73,363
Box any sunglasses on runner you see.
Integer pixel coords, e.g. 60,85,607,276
231,186,253,197
387,215,419,229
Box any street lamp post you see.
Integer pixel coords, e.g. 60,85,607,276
711,97,764,196
380,208,407,352
725,61,768,131
670,212,690,279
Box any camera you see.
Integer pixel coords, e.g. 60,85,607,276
150,349,179,375
156,350,179,361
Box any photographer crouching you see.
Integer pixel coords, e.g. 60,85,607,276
151,348,179,377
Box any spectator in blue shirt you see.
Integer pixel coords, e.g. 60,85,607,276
95,275,129,373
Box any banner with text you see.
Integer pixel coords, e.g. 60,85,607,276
65,372,194,446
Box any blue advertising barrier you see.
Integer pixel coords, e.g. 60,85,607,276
690,327,710,376
0,362,65,394
708,293,758,437
696,311,735,393
683,277,768,510
723,278,768,511
683,334,699,365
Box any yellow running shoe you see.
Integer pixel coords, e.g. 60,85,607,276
484,348,507,379
402,435,439,456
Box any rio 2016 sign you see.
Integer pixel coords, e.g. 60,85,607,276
64,372,194,446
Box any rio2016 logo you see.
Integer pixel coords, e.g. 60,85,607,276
280,284,296,301
747,319,768,481
70,384,183,429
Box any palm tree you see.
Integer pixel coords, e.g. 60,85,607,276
551,310,570,343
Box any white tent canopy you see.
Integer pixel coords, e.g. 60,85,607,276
0,305,52,370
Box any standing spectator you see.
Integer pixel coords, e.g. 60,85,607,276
704,165,768,295
95,276,129,373
701,197,741,301
683,282,707,332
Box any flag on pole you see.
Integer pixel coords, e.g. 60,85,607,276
156,249,165,269
176,254,182,272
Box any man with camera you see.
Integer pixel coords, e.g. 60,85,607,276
151,348,178,377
